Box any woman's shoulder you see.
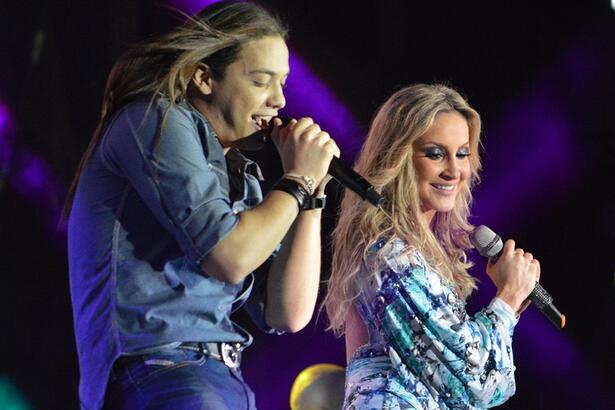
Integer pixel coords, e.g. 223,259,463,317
365,238,428,274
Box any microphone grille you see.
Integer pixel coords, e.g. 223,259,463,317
470,225,503,259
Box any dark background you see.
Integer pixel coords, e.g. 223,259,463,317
1,0,614,409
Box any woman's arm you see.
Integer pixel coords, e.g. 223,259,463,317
368,244,527,408
344,304,369,363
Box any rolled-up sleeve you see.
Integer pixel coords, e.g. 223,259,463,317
99,101,239,266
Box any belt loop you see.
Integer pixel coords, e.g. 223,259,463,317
198,342,207,356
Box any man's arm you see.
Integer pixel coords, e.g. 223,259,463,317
200,190,300,284
202,117,339,287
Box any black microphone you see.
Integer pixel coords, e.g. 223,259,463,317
269,116,384,208
470,225,566,329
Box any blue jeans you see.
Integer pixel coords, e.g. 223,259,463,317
103,347,256,409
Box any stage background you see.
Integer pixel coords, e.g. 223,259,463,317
0,1,614,409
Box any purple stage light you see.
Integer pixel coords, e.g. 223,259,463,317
9,149,66,242
0,101,15,179
0,104,8,129
0,97,66,242
283,54,363,160
167,0,219,15
473,92,577,225
516,309,578,373
473,44,603,227
12,152,50,199
514,309,611,408
468,42,613,407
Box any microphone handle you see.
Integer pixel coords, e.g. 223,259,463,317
491,252,566,329
270,116,383,207
529,282,567,328
328,158,383,207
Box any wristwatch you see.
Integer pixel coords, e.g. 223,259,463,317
302,195,326,210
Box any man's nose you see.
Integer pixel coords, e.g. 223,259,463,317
268,83,286,110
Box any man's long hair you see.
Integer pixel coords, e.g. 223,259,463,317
64,1,287,216
324,84,483,335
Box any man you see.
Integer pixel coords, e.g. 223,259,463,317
67,2,339,408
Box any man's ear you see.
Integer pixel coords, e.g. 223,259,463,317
191,63,214,96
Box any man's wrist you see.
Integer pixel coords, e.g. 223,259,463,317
283,173,316,195
301,194,326,211
271,178,310,211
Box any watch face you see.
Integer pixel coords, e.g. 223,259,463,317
302,196,327,211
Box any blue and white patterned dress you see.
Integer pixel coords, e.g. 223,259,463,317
344,239,518,409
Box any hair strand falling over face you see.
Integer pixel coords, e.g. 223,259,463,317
63,1,287,219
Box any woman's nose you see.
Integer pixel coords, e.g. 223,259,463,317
441,157,461,180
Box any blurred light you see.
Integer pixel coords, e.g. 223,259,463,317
0,377,32,410
290,364,345,410
167,0,220,15
0,97,66,241
0,105,7,129
0,101,15,189
612,0,615,11
0,102,13,153
284,55,363,158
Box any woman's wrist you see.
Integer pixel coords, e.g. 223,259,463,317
490,298,520,328
495,290,524,314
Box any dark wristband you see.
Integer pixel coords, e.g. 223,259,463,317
271,178,310,210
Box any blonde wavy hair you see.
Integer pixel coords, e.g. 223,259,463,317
64,0,287,216
324,84,482,335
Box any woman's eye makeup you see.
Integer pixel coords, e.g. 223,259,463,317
422,146,445,159
420,145,471,160
456,147,471,158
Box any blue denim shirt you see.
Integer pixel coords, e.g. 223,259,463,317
68,96,272,410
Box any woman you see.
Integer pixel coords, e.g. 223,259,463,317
324,84,539,409
67,1,337,409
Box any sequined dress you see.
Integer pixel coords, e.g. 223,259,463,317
344,240,518,409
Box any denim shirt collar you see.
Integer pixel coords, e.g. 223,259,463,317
183,99,264,181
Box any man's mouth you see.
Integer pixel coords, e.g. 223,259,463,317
251,115,273,130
